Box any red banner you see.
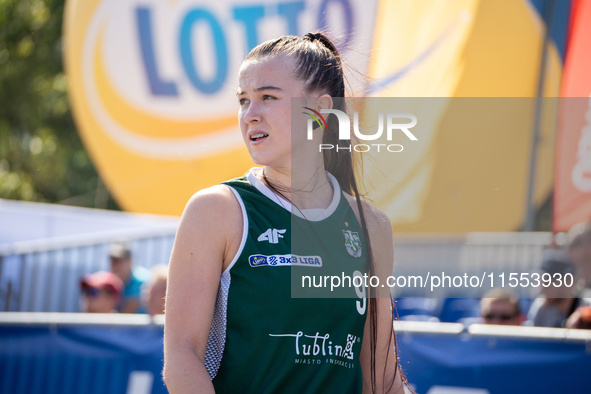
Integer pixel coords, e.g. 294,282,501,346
554,0,591,232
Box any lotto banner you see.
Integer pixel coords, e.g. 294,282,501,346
64,0,571,232
554,0,591,233
1,323,589,394
63,0,378,216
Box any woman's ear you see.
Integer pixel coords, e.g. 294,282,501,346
317,94,333,112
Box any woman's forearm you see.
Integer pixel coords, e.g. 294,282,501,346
163,346,216,394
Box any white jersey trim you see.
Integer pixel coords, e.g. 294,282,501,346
247,167,341,222
223,185,249,275
247,167,292,211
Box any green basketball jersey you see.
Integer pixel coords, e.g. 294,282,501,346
206,168,369,394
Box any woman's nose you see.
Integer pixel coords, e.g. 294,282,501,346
242,101,262,124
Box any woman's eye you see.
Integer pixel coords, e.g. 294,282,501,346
238,98,249,105
263,95,275,101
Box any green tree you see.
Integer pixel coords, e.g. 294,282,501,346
0,0,119,209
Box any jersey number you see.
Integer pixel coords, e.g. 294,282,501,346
353,270,366,315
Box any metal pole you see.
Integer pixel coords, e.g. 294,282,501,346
523,0,556,231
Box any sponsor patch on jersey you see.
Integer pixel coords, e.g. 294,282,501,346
249,254,323,267
269,331,359,361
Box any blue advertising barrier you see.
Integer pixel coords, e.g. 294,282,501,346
0,315,167,394
0,314,590,394
397,326,591,393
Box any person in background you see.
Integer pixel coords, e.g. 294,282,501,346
567,221,591,292
109,241,151,313
80,271,123,313
480,288,523,325
143,264,168,316
566,305,591,329
564,222,591,329
527,249,589,327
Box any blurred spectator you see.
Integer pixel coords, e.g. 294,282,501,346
142,265,168,316
80,271,123,313
109,241,151,313
567,221,591,291
480,289,523,325
566,305,591,329
528,249,590,327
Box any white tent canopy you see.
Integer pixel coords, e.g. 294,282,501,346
0,198,179,246
0,199,180,312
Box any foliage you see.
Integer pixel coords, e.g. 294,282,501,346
0,0,119,209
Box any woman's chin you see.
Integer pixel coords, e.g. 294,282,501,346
249,152,290,168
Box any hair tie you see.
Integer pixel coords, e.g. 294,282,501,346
303,32,338,56
304,32,322,42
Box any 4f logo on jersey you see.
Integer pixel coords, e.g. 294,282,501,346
343,230,362,258
258,228,286,244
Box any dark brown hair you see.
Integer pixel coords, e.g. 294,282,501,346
244,32,411,394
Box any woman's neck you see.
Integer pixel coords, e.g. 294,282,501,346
259,164,334,210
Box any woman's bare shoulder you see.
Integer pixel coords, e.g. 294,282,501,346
343,192,392,234
181,184,242,224
175,184,243,259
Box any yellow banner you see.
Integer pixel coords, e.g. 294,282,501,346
64,0,560,231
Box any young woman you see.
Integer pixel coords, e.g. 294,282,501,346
163,33,408,394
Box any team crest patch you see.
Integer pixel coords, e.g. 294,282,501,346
342,230,362,258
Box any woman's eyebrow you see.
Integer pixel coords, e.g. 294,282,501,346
256,85,282,92
236,86,283,96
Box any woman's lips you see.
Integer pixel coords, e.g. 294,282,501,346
249,131,269,145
